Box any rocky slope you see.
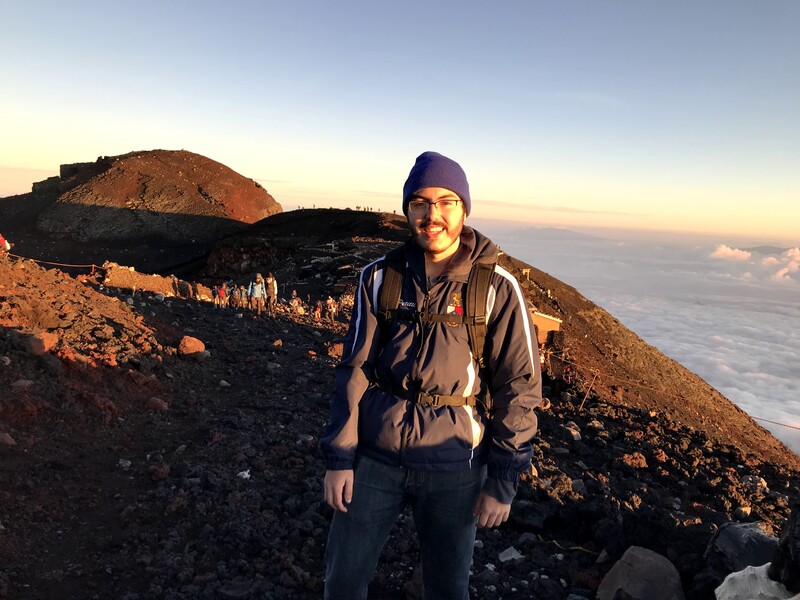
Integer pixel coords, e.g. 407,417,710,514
0,150,281,273
204,209,799,472
1,209,799,599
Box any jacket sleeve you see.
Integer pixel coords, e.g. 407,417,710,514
483,266,542,496
320,261,383,469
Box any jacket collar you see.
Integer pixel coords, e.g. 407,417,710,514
404,227,499,285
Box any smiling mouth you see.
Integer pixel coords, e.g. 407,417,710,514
420,221,446,236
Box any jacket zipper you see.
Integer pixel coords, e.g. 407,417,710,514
401,290,430,460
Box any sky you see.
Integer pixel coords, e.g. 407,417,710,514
475,223,800,455
1,1,799,244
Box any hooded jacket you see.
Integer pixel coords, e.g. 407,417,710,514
248,277,267,299
321,227,542,502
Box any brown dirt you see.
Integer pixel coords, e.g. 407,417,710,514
0,149,282,274
1,206,798,599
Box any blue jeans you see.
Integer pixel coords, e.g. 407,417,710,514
325,455,486,600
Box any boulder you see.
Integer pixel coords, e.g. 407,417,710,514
509,498,560,530
715,564,800,600
596,546,684,600
0,432,17,446
177,336,205,359
27,331,59,356
769,497,800,592
146,397,169,412
706,522,778,572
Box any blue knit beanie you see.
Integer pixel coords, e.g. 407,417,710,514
402,151,471,216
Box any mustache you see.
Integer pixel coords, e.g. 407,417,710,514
419,219,447,229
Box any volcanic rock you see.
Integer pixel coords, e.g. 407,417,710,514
26,331,59,356
596,546,684,600
1,209,799,600
177,335,205,358
0,149,281,272
38,150,280,242
716,564,800,600
769,497,800,591
706,522,778,573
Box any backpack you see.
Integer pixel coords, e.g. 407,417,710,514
376,246,495,412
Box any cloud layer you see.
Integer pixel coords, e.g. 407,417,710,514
488,227,800,455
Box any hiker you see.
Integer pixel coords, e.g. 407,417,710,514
265,272,278,317
0,233,10,255
325,295,337,322
321,151,542,599
248,273,268,317
290,293,304,315
314,300,322,321
211,285,219,307
230,284,241,309
214,283,227,308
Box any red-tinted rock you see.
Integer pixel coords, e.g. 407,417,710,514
27,331,59,356
177,336,205,358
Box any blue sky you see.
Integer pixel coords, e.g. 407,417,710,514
1,1,798,242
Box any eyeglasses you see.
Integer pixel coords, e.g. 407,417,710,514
407,198,462,215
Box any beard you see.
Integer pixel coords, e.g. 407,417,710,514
411,215,464,258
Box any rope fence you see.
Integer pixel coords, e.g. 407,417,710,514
4,251,104,273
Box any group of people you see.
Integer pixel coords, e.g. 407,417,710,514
313,295,339,322
246,272,278,317
211,273,344,325
211,272,278,317
288,289,341,322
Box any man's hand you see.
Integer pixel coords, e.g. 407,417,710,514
473,492,511,528
324,469,354,512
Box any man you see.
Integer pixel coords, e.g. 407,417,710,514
325,295,337,322
248,273,267,317
321,151,542,599
265,272,278,317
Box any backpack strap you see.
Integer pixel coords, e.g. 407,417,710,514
464,261,494,372
374,381,479,407
377,246,406,325
464,261,495,412
374,247,496,411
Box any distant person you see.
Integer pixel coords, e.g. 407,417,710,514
265,272,278,317
290,294,304,315
230,284,242,309
211,285,219,307
321,151,542,599
213,283,227,309
325,295,337,322
248,273,268,317
314,300,322,321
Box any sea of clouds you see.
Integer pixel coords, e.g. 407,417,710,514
476,221,800,456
